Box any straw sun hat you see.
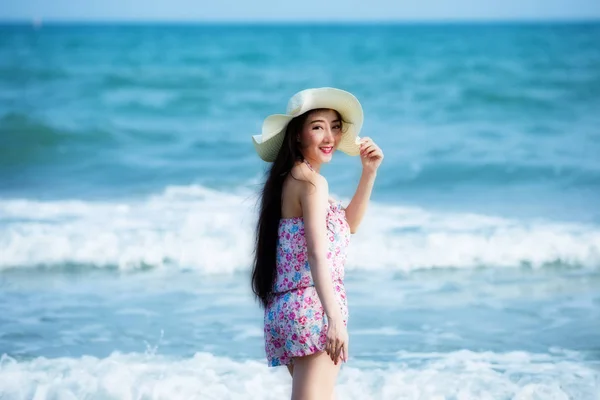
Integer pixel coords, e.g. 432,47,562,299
251,87,363,162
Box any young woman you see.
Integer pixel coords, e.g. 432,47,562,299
251,87,383,399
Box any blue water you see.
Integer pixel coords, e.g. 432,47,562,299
0,22,599,399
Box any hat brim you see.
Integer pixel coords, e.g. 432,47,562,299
252,88,363,162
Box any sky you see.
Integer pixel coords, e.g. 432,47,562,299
1,0,600,22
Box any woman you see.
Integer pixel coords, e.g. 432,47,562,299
251,87,383,399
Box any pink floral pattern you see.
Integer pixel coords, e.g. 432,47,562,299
264,200,351,367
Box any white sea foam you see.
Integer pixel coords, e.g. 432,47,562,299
0,350,597,400
0,185,599,272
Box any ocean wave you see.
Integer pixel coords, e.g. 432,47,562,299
0,112,114,167
102,69,214,91
1,185,599,273
384,160,600,189
0,349,596,399
0,66,69,83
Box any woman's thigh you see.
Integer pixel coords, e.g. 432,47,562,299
291,351,341,400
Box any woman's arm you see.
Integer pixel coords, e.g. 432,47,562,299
301,174,343,323
344,171,377,234
301,173,348,363
344,137,384,233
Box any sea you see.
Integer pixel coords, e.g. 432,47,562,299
0,22,599,399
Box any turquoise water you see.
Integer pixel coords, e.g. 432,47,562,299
0,22,599,399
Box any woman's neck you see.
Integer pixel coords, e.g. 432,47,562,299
303,158,320,173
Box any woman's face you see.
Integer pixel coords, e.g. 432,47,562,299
298,109,343,166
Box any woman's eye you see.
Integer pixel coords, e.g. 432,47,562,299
312,126,323,130
332,125,341,130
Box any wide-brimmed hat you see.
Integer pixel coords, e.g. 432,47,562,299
251,87,363,162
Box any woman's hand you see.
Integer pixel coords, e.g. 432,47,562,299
325,315,349,365
358,137,384,174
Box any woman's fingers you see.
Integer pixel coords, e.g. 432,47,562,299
329,338,337,362
332,338,339,362
362,147,381,160
367,147,382,158
325,338,349,364
334,339,344,364
339,343,346,363
361,142,382,157
360,143,374,156
362,139,381,153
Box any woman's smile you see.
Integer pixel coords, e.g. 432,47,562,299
319,146,333,155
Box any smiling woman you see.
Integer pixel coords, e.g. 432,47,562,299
302,110,342,159
1,21,599,400
250,87,383,399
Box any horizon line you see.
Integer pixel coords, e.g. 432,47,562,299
1,17,600,25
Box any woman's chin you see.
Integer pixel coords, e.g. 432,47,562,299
319,154,333,164
317,149,335,163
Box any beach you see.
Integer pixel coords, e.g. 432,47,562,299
0,22,599,399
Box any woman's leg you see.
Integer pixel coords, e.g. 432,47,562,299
291,351,341,400
289,363,337,400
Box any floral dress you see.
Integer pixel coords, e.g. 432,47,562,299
264,200,351,367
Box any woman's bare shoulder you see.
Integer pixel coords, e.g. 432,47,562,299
282,163,327,217
289,163,327,191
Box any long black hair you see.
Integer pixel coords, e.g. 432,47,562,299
251,110,308,308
